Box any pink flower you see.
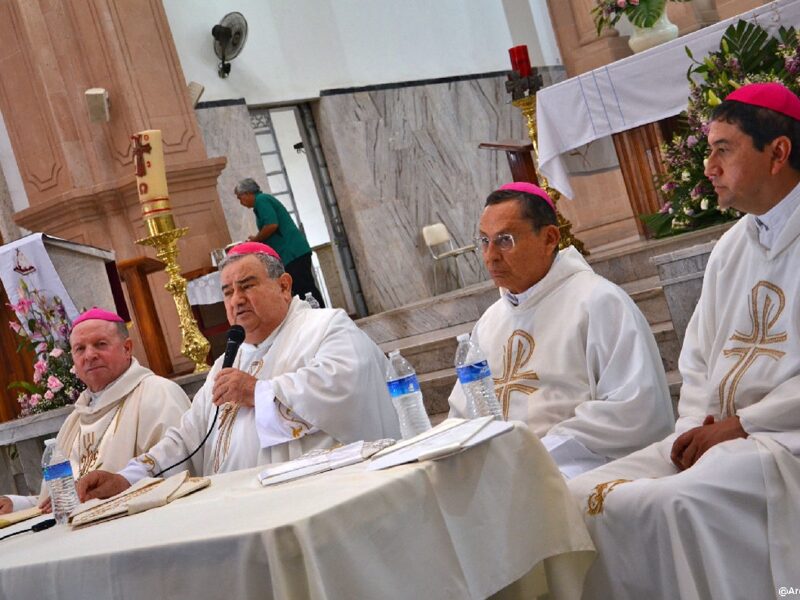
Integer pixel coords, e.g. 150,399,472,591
9,321,21,334
47,375,64,392
29,394,41,407
36,342,48,354
44,390,54,401
13,296,34,316
34,360,47,374
70,365,77,375
49,347,64,358
616,0,626,7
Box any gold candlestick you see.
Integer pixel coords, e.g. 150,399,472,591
132,130,210,373
512,95,588,256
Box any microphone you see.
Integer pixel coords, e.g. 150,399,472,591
222,324,246,368
152,325,247,477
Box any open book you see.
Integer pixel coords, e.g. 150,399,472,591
69,470,210,529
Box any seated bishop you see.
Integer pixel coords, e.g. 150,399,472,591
448,182,673,478
567,82,800,598
78,242,400,500
0,308,190,514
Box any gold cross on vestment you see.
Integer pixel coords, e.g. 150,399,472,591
493,330,540,419
718,281,787,417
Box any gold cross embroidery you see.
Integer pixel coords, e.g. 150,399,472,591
493,330,540,419
79,432,99,478
211,358,265,472
718,281,787,417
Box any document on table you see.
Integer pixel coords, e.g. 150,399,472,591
367,417,514,471
258,439,395,486
0,506,42,528
69,471,210,529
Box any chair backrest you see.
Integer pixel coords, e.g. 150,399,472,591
422,223,451,248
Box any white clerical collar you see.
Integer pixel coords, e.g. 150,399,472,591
504,253,560,306
85,368,127,407
754,181,800,250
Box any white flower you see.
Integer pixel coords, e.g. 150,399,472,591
700,198,709,211
668,207,674,214
681,170,692,182
683,207,694,216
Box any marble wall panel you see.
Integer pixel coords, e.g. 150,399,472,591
315,71,570,314
195,101,269,245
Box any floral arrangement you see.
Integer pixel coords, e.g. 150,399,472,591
592,0,690,36
6,280,84,417
642,21,800,237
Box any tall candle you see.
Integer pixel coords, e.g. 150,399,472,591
508,45,532,78
131,129,173,228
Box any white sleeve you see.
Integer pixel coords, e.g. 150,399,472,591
541,434,609,479
6,494,37,512
254,379,318,448
118,459,151,485
548,284,674,459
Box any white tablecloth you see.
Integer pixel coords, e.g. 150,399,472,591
0,424,594,600
536,0,800,198
186,270,223,306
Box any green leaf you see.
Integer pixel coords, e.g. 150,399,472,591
8,380,40,394
627,0,667,29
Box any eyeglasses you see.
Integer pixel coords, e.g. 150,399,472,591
474,233,516,253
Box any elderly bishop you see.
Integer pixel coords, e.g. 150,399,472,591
79,243,399,500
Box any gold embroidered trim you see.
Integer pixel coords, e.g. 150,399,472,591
138,453,157,474
493,329,539,419
211,358,265,472
718,281,787,417
277,402,312,439
77,403,124,477
587,479,632,516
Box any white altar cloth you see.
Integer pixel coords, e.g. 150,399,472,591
536,0,800,198
186,270,222,306
0,424,594,600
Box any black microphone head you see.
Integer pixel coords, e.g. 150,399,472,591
222,325,246,368
227,324,246,344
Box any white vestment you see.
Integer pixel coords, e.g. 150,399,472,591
448,246,673,477
569,192,800,599
7,359,190,511
129,299,399,478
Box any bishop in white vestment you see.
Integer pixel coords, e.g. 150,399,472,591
0,309,190,513
568,83,800,599
78,243,399,499
448,183,673,478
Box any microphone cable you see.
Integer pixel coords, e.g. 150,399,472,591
152,325,246,478
0,518,57,541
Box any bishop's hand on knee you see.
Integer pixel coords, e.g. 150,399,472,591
671,415,748,471
77,470,131,501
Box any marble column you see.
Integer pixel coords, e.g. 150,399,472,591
0,0,229,373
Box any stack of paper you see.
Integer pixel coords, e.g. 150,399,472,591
257,439,394,486
367,417,514,471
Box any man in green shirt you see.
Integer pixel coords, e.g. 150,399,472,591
235,178,324,307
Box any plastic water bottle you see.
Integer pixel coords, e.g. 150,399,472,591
454,333,503,420
304,292,321,309
41,439,79,525
385,350,431,439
